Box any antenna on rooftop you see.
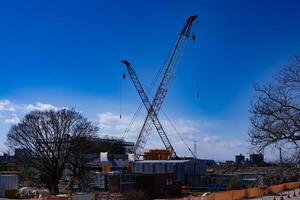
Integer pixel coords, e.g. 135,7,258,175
193,139,198,159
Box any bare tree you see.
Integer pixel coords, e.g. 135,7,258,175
249,56,300,152
68,137,93,192
7,109,99,194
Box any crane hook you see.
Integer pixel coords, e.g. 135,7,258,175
192,34,196,42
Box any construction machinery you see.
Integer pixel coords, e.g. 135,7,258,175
122,15,198,160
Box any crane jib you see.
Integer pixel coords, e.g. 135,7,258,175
122,15,198,160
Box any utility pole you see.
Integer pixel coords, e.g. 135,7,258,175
279,147,283,182
193,139,198,159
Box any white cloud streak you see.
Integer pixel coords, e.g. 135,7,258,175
0,100,60,125
4,114,20,124
0,100,16,112
25,102,59,111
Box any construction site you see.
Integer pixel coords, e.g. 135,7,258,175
1,1,300,200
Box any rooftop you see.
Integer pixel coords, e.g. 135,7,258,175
134,160,191,163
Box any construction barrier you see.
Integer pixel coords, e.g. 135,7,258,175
46,196,69,200
22,181,300,200
232,189,247,200
201,181,300,200
247,187,264,198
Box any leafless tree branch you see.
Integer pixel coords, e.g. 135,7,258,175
6,108,99,194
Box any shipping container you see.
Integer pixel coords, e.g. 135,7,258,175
132,159,207,190
132,159,206,175
0,175,19,198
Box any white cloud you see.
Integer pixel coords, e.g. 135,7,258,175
0,100,59,113
98,112,122,128
196,136,248,160
4,114,20,124
0,100,16,112
0,100,60,125
203,135,221,143
25,102,58,111
97,112,141,141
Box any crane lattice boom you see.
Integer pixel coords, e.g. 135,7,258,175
121,60,176,158
123,15,197,159
135,15,197,159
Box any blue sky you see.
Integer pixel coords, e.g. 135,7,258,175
0,0,299,160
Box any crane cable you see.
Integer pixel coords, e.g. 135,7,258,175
161,109,197,158
193,18,200,99
119,63,123,119
106,63,133,154
141,83,197,158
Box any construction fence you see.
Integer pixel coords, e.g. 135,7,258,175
201,181,300,200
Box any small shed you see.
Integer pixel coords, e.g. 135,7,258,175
135,173,177,198
107,173,135,193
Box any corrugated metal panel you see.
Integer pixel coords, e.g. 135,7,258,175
176,163,184,182
133,162,176,174
143,163,153,173
182,160,206,175
108,174,135,193
133,163,142,173
135,160,189,164
120,174,135,193
186,175,206,190
166,163,175,173
153,163,165,173
94,172,106,190
0,175,19,198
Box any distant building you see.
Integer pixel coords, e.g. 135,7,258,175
250,153,264,165
0,149,28,173
245,158,250,164
0,154,10,165
202,159,216,166
63,137,134,173
14,148,30,159
235,154,245,164
79,137,134,156
0,148,28,165
225,160,235,165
